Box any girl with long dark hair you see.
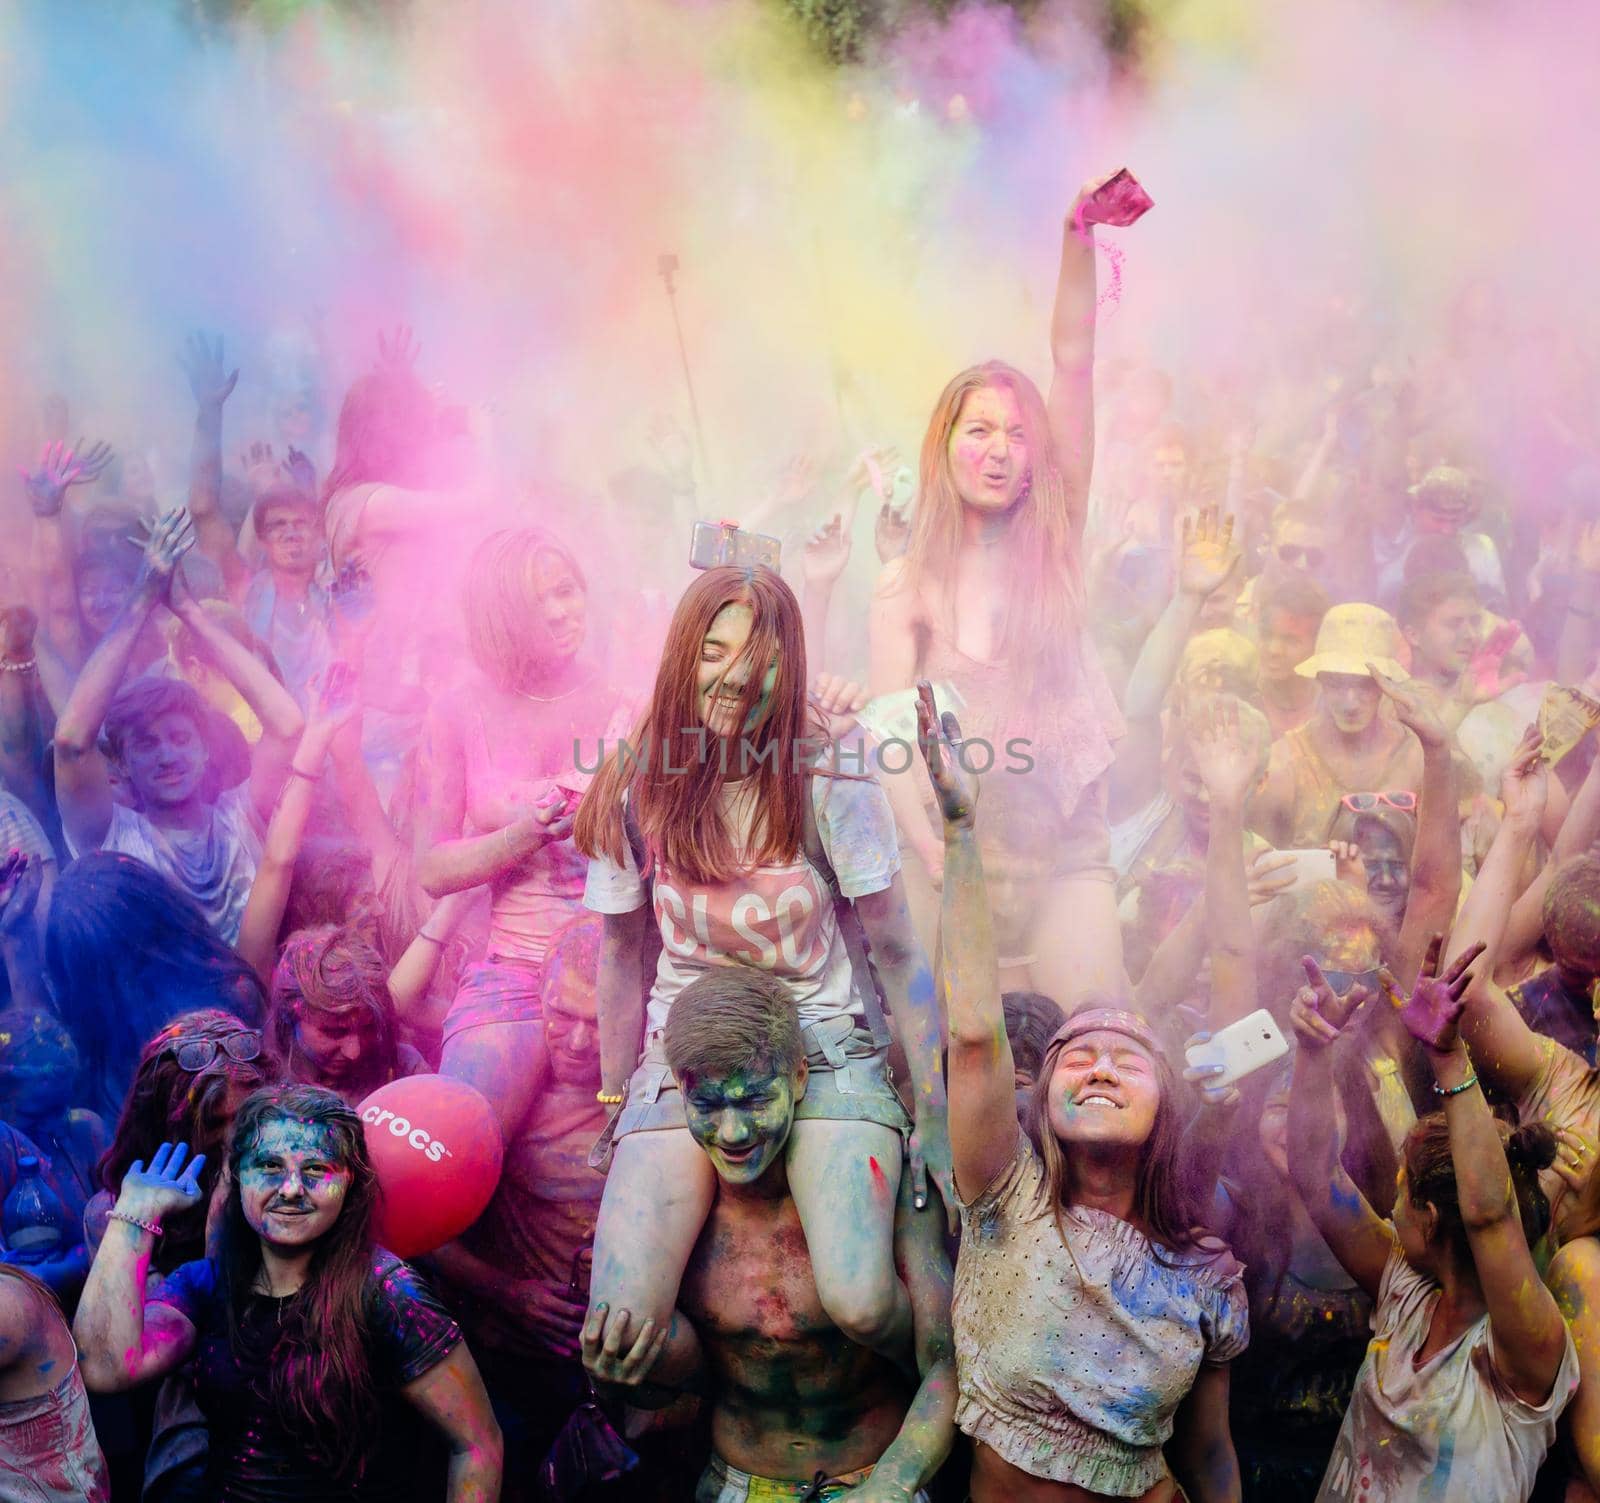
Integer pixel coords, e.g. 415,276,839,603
73,1084,502,1502
1289,942,1577,1501
45,854,265,1117
575,564,948,1380
417,528,631,1141
919,684,1246,1502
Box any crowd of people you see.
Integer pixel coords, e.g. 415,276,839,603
2,163,1600,1503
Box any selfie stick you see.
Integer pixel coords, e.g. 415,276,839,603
657,253,712,491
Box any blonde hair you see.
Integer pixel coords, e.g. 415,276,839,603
465,528,586,694
905,361,1084,694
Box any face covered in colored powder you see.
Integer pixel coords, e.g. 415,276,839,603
292,1003,382,1093
77,562,134,641
543,961,600,1088
1356,824,1410,925
947,384,1029,514
527,553,587,664
238,1118,352,1249
0,1009,80,1128
1408,593,1479,678
1319,671,1382,735
257,501,319,577
1046,1029,1162,1152
696,602,777,739
123,709,211,808
681,1058,807,1186
1258,609,1321,688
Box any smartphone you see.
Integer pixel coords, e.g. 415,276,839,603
1280,848,1337,893
1080,168,1154,229
1186,1009,1291,1091
689,520,781,573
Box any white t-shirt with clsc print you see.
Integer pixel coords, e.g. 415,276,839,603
583,773,900,1037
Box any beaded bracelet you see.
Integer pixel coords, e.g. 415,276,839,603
1433,1070,1479,1098
0,658,37,675
108,1210,163,1237
596,1091,626,1106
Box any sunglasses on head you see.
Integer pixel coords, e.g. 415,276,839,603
1320,967,1382,998
1341,790,1418,813
1277,544,1326,569
164,1030,263,1073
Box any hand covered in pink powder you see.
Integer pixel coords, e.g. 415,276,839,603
1072,168,1153,236
1398,935,1484,1055
915,680,976,830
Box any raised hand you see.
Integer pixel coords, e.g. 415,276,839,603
1290,956,1378,1051
874,500,912,564
808,673,868,744
329,562,376,642
116,1141,207,1226
19,439,114,517
1071,167,1154,236
1186,695,1259,809
914,679,976,830
376,324,420,370
848,445,901,503
240,441,279,496
1183,1032,1243,1109
1369,662,1448,750
281,446,317,497
1329,839,1369,893
307,661,361,740
0,851,43,937
132,508,197,606
179,332,239,411
773,452,819,512
803,514,852,590
1178,505,1241,599
1398,935,1484,1054
1465,621,1528,704
580,1303,667,1388
1247,848,1297,906
1500,724,1549,826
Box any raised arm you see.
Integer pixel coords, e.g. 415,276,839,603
21,439,114,665
916,681,1015,1201
166,564,305,822
388,888,478,1032
1445,726,1549,1101
1287,961,1396,1299
1045,188,1100,536
53,508,193,852
74,1142,204,1392
178,332,249,598
800,511,852,674
1187,697,1261,1029
235,663,358,982
1398,935,1571,1405
1370,668,1460,989
0,853,49,1016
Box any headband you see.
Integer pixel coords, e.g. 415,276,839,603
1049,1007,1159,1055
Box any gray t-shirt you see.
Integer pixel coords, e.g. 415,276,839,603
102,784,263,945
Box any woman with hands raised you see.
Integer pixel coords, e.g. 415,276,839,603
1287,938,1576,1503
919,680,1248,1502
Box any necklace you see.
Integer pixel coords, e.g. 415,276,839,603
515,667,593,703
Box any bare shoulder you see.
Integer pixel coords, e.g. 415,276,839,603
1549,1236,1600,1311
872,555,923,611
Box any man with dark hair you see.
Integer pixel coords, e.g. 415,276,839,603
54,509,305,944
1253,571,1329,737
1397,571,1480,696
584,966,956,1503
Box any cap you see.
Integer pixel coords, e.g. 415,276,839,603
1295,602,1408,681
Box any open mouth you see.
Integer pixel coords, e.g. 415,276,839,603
1074,1093,1123,1111
715,1144,759,1164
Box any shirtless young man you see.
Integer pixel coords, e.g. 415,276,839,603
582,966,956,1503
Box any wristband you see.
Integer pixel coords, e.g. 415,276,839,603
1433,1070,1479,1098
0,658,37,674
288,765,321,783
108,1210,163,1237
417,930,446,947
596,1090,626,1106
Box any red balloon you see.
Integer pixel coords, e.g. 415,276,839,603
358,1075,504,1258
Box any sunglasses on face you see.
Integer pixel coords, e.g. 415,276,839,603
164,1030,263,1073
1277,544,1326,569
1320,967,1382,997
1341,790,1418,813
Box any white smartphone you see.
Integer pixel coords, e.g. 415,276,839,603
1185,1008,1291,1091
1280,847,1336,893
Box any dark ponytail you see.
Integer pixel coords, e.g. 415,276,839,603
1402,1112,1557,1261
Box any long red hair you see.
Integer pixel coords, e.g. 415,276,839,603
575,566,817,885
905,360,1085,693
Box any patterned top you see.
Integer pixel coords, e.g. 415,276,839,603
953,1128,1249,1494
